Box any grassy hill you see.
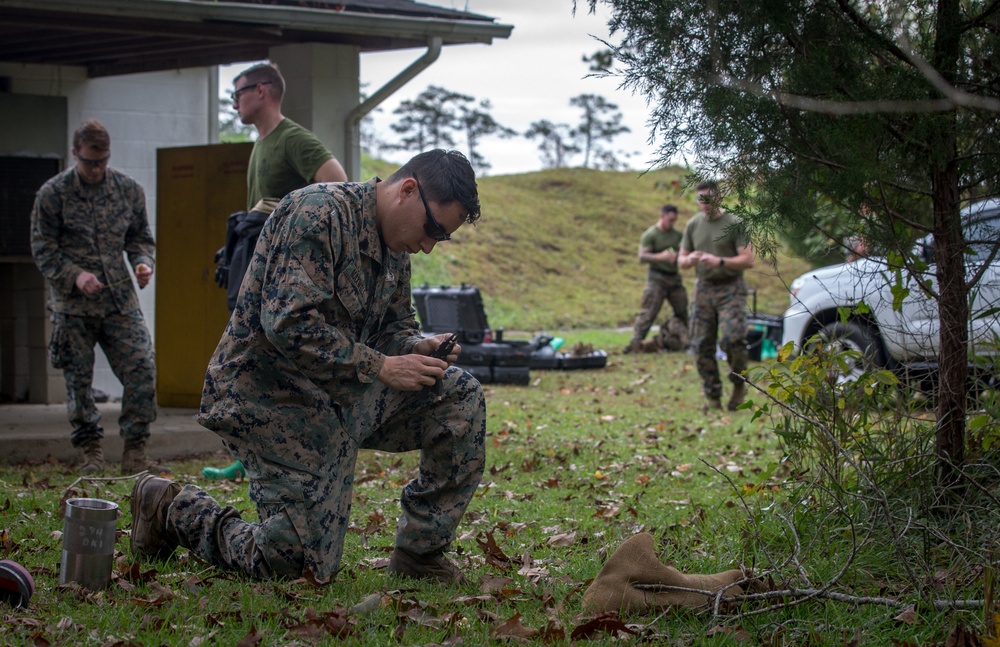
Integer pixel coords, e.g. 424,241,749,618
362,158,812,332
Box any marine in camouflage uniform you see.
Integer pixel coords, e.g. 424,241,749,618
131,149,484,586
678,181,755,411
29,119,163,475
626,204,688,352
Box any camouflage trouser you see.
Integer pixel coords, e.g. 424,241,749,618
167,366,486,583
48,311,157,447
629,270,689,345
689,278,748,399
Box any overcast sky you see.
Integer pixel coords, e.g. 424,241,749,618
223,1,663,176
362,0,659,175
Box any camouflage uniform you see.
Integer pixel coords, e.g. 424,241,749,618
629,224,687,349
689,278,749,399
681,210,749,400
179,180,486,583
29,167,157,448
630,270,689,346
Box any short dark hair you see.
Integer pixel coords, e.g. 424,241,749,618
73,119,110,152
389,149,481,224
696,180,719,193
235,62,285,102
661,204,678,214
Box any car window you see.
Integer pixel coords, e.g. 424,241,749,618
965,213,1000,263
918,209,1000,264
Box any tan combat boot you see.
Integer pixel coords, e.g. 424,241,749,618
121,442,171,476
80,439,105,474
388,547,465,585
130,474,181,560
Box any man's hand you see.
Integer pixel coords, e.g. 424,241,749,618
75,271,104,296
413,333,463,363
135,263,153,289
696,253,721,268
377,354,448,391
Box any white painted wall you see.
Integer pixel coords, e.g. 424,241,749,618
1,63,215,398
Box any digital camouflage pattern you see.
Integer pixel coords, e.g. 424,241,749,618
30,167,155,317
185,180,487,583
30,166,157,446
49,311,156,447
689,278,748,399
629,270,689,348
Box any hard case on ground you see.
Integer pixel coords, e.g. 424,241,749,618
455,342,531,385
412,283,491,345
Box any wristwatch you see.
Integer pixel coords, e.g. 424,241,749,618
719,258,725,267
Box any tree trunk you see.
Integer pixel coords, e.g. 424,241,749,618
931,0,966,491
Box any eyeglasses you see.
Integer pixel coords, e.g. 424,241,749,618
74,151,110,168
230,81,272,103
412,173,451,242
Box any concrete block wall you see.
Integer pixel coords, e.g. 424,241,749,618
0,62,216,401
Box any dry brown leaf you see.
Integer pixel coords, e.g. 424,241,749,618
570,614,637,640
893,607,918,625
235,624,265,647
492,613,537,641
547,532,576,547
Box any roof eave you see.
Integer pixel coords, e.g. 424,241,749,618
0,0,513,47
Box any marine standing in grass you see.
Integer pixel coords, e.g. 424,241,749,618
132,149,485,586
678,180,755,411
30,119,166,475
624,204,688,353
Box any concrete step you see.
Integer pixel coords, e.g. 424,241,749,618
0,402,225,465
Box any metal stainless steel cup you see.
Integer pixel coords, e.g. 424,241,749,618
60,498,119,589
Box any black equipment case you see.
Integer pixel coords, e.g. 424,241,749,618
413,284,530,384
412,283,491,345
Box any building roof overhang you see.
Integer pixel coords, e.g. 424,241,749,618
0,0,511,77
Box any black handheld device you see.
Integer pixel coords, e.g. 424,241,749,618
429,333,458,395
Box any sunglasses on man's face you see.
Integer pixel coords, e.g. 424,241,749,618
412,173,451,242
230,80,273,103
75,151,110,168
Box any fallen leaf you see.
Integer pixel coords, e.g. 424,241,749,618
547,532,575,547
570,614,637,640
893,607,918,625
493,613,537,641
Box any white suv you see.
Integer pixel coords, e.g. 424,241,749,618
781,198,1000,387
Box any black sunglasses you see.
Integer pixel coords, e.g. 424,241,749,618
412,173,451,242
230,80,273,103
75,151,110,168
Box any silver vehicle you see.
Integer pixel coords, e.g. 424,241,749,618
781,198,1000,388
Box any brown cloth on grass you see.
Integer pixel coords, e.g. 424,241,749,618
583,532,748,614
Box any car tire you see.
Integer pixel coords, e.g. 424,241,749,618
813,321,886,385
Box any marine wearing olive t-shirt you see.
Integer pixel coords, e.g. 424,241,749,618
680,209,747,282
246,118,333,209
639,225,683,275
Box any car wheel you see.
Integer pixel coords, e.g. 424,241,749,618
813,321,886,385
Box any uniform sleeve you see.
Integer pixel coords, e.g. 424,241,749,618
638,227,655,251
286,130,334,186
123,182,156,270
29,184,82,297
259,193,386,398
680,219,694,252
373,263,422,357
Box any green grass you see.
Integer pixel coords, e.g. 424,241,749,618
396,165,810,332
1,346,990,645
3,164,993,644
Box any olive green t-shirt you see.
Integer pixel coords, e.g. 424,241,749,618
680,210,748,281
246,118,333,210
639,225,683,274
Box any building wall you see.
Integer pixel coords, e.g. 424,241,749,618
0,62,214,401
0,44,362,405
